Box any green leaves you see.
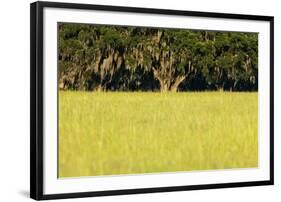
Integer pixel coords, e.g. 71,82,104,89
58,23,258,92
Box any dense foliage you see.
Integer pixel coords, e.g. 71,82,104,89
58,23,258,92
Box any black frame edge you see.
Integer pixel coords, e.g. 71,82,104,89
36,1,273,21
41,181,272,200
30,1,44,200
269,18,274,185
30,1,274,200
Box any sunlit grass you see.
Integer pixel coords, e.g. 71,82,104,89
59,91,258,178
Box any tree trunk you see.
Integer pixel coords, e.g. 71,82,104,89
153,66,186,92
170,75,186,92
160,83,169,92
95,84,104,92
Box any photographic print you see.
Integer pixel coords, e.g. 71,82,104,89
30,1,273,200
58,23,258,178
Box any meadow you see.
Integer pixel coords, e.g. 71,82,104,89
59,92,258,178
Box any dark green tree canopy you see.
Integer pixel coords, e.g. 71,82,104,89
58,23,258,92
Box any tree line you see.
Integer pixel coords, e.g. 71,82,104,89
58,23,258,92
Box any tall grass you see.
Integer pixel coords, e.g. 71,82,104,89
59,92,258,178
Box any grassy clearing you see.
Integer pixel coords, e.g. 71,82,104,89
59,92,258,178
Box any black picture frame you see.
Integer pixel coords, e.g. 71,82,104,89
30,1,274,200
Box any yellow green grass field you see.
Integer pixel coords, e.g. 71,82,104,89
59,92,258,178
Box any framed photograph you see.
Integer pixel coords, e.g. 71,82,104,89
30,1,274,200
